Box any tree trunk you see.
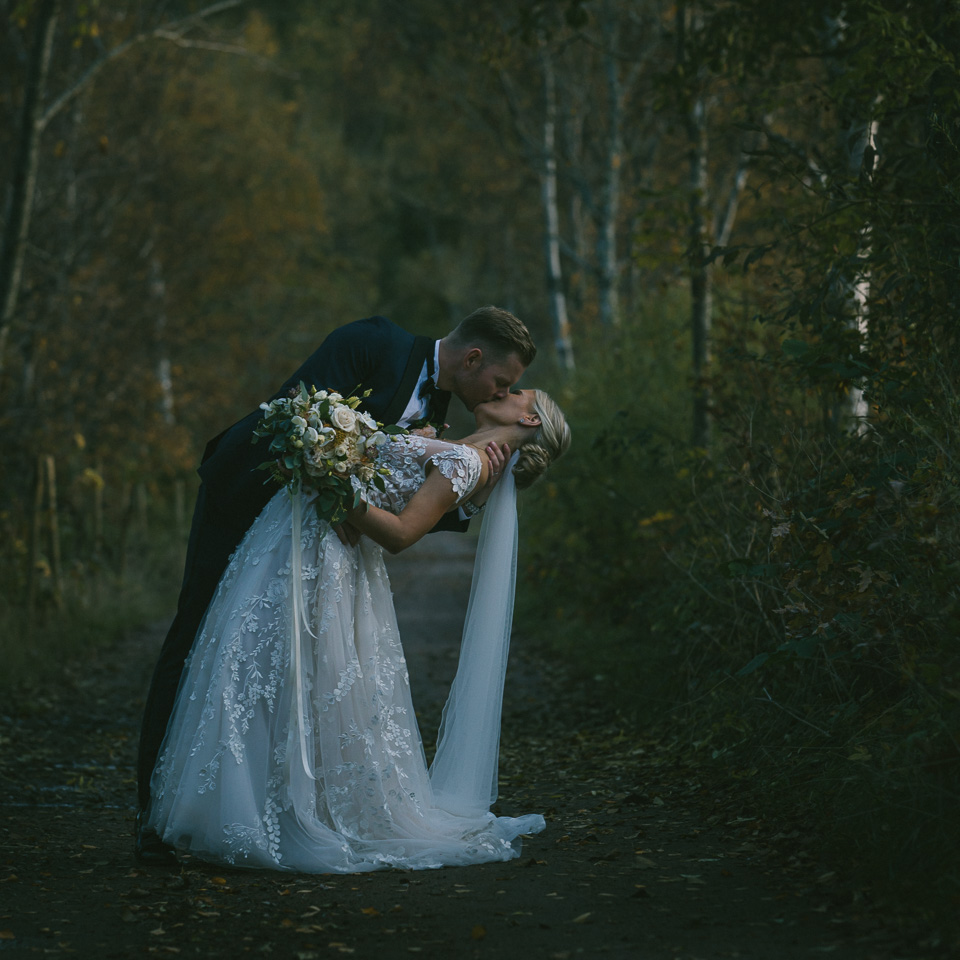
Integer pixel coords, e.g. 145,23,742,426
837,114,880,431
118,482,133,584
688,93,712,450
93,461,105,554
597,1,623,328
0,0,58,376
539,47,575,372
45,455,63,607
824,14,878,433
27,454,45,616
149,248,177,425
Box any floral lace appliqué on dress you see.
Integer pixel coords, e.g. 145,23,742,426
147,438,543,872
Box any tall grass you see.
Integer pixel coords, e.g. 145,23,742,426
0,485,187,698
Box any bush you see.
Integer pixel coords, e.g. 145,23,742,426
0,480,187,699
516,300,960,927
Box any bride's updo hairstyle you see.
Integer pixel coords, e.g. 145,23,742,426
513,390,571,491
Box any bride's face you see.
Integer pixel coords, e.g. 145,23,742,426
474,389,539,428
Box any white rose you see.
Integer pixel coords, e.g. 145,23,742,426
334,461,348,473
331,405,357,432
335,444,348,457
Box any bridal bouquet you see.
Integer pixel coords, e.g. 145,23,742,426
253,383,402,524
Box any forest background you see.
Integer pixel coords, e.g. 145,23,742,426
2,0,958,936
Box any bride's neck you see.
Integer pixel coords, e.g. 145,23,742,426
456,425,520,450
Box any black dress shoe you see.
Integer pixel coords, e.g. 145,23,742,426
134,810,178,864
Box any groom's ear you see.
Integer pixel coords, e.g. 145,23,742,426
463,347,483,369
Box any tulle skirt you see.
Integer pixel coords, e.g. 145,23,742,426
146,491,543,872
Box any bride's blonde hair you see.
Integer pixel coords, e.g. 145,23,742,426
513,390,571,491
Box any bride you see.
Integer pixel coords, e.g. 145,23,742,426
146,388,570,872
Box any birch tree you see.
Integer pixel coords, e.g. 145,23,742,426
0,0,58,376
0,0,247,380
825,10,881,431
675,2,758,449
539,45,576,370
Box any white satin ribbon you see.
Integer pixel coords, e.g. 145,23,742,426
289,485,317,781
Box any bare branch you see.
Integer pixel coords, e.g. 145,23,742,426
757,687,832,738
497,69,539,160
39,0,248,132
558,237,591,273
152,33,246,54
152,32,290,74
714,148,751,248
757,120,826,185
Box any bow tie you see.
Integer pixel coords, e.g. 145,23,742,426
418,377,437,400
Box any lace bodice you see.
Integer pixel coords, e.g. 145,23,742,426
363,435,483,514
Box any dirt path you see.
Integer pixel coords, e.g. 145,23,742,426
0,534,917,959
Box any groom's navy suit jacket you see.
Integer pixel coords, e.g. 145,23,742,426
195,316,457,561
138,317,459,809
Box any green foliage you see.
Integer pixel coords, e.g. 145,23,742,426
0,493,186,696
517,293,697,698
518,299,960,923
518,3,960,909
0,0,548,695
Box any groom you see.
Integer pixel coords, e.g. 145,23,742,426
135,305,537,861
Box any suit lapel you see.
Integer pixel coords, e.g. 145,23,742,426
383,335,434,426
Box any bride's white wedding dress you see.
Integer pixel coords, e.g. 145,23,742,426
146,435,543,872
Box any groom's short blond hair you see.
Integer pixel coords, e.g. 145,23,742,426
448,306,536,368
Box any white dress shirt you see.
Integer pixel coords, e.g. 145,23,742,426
396,340,476,521
397,340,441,427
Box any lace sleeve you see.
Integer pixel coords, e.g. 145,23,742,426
426,444,483,506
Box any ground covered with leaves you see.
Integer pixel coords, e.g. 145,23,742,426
0,535,942,959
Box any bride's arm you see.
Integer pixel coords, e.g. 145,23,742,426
347,457,490,554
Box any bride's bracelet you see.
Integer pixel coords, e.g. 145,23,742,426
461,500,485,519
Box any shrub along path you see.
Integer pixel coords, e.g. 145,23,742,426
0,534,933,959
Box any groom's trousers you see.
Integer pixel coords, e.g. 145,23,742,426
136,480,260,811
